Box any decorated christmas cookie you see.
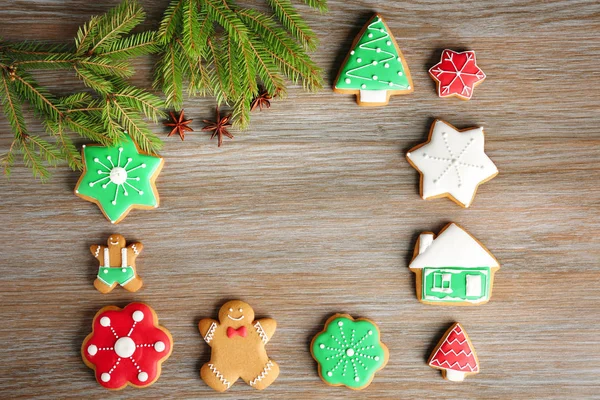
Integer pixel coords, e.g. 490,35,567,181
75,133,164,224
198,300,279,391
311,314,388,390
409,223,500,306
81,303,173,390
334,14,413,106
406,119,498,208
91,234,143,294
428,322,479,381
429,49,486,100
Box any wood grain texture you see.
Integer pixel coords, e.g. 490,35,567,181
1,0,599,399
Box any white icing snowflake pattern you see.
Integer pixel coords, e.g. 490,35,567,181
86,146,146,206
86,310,166,383
407,120,498,207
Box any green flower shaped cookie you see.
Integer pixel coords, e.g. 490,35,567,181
75,134,164,224
311,314,388,390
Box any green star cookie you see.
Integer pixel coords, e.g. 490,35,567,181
311,314,388,390
75,134,164,224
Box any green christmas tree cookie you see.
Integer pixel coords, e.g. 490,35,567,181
311,314,389,390
75,134,164,224
334,14,414,106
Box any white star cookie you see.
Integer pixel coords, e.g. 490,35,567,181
406,120,498,208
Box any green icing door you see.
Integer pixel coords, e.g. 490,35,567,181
422,267,490,303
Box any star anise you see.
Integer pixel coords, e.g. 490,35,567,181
250,90,273,111
202,107,233,147
164,109,193,140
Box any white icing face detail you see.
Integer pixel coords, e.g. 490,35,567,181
154,341,166,352
110,241,119,245
101,373,111,382
138,372,149,382
100,317,110,327
406,120,498,207
238,308,243,312
114,337,136,358
87,344,98,356
227,315,244,321
132,310,144,322
346,348,355,357
109,167,127,185
229,308,233,312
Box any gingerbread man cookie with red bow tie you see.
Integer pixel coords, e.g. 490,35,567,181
198,300,279,391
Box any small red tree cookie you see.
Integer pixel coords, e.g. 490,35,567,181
428,322,479,382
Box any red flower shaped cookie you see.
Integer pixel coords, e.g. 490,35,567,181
429,50,486,100
81,303,173,390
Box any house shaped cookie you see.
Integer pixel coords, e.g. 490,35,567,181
409,223,500,306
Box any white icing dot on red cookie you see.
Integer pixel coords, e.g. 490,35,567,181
138,372,148,382
87,345,98,356
115,337,136,358
154,341,166,352
132,310,144,322
101,373,110,382
100,317,110,327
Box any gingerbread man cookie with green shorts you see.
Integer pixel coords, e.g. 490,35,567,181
91,234,143,294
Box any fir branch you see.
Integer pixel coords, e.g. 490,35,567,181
0,72,28,141
11,72,64,121
112,85,166,122
86,0,145,55
75,15,101,54
158,0,184,44
77,57,133,78
266,0,318,50
96,31,159,59
301,0,328,13
20,137,51,181
182,0,202,57
74,65,114,93
107,99,162,153
154,42,184,107
45,120,82,170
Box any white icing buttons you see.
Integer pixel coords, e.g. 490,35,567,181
87,345,98,356
114,337,136,358
132,310,144,322
154,341,166,352
138,372,149,382
101,373,111,382
100,317,111,327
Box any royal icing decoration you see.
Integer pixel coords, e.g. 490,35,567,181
81,303,172,390
409,223,500,305
429,49,486,100
428,322,479,382
406,119,498,208
311,314,388,390
91,234,144,294
198,300,279,391
334,14,413,105
75,133,164,224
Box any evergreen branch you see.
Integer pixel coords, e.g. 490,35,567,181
0,72,28,141
112,85,166,122
154,42,183,107
74,65,114,93
96,31,159,59
232,87,251,128
108,100,162,153
75,15,101,54
60,92,93,108
196,5,215,53
63,111,109,144
77,57,133,78
0,140,16,177
158,0,184,44
87,0,145,55
11,72,63,120
300,0,328,13
45,120,83,170
2,41,72,59
206,37,228,104
24,135,62,167
174,38,210,96
20,137,51,180
203,0,250,44
266,0,318,50
182,0,202,57
244,35,286,96
10,58,74,70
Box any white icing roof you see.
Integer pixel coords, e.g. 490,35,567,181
409,223,499,269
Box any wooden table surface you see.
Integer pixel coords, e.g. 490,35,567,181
1,1,599,399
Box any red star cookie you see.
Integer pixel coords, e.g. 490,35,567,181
429,50,486,100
